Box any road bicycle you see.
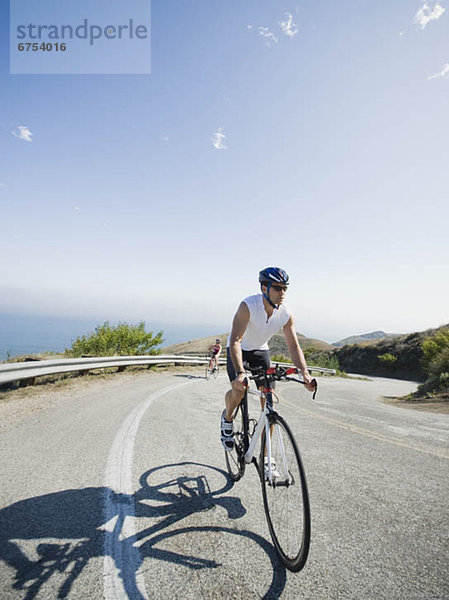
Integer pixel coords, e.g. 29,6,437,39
205,354,219,380
224,364,317,572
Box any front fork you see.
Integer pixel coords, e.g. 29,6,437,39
263,410,278,482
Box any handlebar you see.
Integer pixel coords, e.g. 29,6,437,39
242,363,318,399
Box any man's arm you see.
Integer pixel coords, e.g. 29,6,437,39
283,316,315,391
229,302,250,391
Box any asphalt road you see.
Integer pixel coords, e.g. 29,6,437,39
0,369,448,599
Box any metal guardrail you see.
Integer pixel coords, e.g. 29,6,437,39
0,355,335,387
0,355,219,386
276,363,336,375
178,351,336,375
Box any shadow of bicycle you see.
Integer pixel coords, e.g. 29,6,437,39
0,462,287,599
173,374,206,380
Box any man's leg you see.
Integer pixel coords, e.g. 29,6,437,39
224,386,244,421
224,347,245,417
221,349,245,450
221,392,236,451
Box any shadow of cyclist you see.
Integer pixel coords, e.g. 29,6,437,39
0,463,286,599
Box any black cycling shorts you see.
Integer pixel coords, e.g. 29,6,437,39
227,348,271,387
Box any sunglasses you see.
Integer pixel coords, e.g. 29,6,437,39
271,284,288,292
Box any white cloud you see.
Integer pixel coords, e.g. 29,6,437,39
211,127,226,150
258,26,278,45
428,62,449,79
12,126,33,142
280,13,299,37
414,2,446,29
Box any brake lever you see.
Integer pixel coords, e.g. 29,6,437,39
284,376,318,399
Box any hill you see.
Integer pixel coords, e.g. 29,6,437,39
163,333,229,355
163,331,333,356
336,324,449,381
333,331,401,347
268,333,334,354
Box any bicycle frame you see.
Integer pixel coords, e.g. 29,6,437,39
232,365,316,485
243,386,287,484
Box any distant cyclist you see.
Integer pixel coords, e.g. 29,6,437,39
208,339,222,370
221,267,316,451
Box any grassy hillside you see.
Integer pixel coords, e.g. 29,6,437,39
333,331,401,347
163,334,229,355
336,324,449,382
163,331,333,356
268,333,334,354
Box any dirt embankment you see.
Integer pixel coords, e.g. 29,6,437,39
382,393,449,414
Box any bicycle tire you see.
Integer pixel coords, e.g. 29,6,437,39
205,364,210,380
260,414,310,571
225,401,246,481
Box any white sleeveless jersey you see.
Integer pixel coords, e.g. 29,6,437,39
232,294,291,351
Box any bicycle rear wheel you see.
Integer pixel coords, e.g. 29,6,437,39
260,414,310,571
225,401,246,481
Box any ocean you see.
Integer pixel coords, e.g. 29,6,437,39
0,313,216,361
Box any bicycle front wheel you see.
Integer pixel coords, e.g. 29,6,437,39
205,364,210,380
260,414,310,572
225,401,246,481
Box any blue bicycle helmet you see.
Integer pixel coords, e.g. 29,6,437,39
259,267,289,309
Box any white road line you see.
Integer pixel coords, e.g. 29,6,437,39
103,380,194,600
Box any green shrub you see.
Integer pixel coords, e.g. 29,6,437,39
439,371,449,385
326,354,340,371
418,329,449,395
271,354,291,364
378,353,397,367
422,329,449,370
304,348,340,371
66,321,163,357
271,350,340,374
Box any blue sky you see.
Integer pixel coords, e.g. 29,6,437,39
1,0,448,343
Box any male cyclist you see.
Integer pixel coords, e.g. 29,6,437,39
208,339,222,370
220,267,316,451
